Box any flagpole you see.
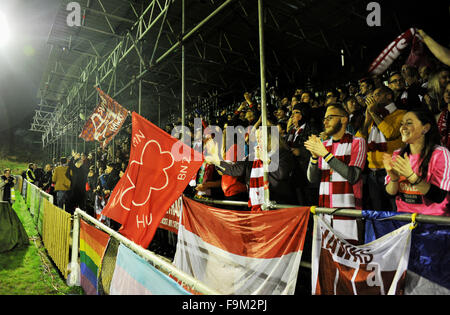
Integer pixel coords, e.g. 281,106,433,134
71,208,220,295
258,0,271,210
181,0,186,138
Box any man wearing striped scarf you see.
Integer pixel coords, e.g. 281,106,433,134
305,104,367,243
356,86,406,211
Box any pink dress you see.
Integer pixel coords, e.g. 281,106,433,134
385,146,450,216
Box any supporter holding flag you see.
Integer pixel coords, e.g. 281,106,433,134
384,108,450,216
101,112,203,248
218,124,247,204
205,125,303,210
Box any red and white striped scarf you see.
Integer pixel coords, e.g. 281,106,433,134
319,133,363,243
437,108,450,150
367,102,397,152
287,123,305,146
248,159,265,211
319,133,361,209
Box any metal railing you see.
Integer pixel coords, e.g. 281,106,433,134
69,208,220,295
202,198,450,226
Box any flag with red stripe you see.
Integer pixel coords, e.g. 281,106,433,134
173,197,310,295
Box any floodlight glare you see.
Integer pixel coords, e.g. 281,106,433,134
0,12,10,46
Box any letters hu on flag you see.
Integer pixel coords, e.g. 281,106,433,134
102,112,203,248
79,87,128,148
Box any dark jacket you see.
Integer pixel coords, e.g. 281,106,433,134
287,122,320,182
1,175,15,202
347,109,365,135
219,147,303,206
68,158,89,196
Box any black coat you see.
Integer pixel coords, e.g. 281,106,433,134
287,122,320,181
68,158,89,196
219,147,303,206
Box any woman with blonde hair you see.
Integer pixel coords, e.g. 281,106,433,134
424,68,450,116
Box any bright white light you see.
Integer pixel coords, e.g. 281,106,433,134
0,12,10,47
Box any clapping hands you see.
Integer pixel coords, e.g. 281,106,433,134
204,139,221,166
383,153,415,181
304,135,328,158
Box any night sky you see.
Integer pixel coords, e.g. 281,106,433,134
0,0,59,153
0,0,448,159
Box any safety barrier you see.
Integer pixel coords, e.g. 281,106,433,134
22,180,54,235
18,178,450,294
19,179,218,294
69,208,219,295
203,199,450,225
42,198,72,279
21,179,69,278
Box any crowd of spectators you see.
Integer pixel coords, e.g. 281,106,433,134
24,132,130,219
15,29,450,255
25,59,450,216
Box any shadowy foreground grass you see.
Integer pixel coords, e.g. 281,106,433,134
0,194,83,295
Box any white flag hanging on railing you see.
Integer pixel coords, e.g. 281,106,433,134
173,197,311,295
311,214,412,295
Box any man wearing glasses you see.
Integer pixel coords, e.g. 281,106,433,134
305,104,367,243
388,72,408,110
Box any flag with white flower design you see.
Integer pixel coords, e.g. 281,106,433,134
102,112,203,248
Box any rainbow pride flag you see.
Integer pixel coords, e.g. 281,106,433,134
80,220,110,295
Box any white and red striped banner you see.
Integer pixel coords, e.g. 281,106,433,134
173,197,310,295
368,28,416,75
312,214,412,295
158,196,182,234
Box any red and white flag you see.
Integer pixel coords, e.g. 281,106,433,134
102,112,203,248
173,197,310,295
79,87,129,148
312,214,412,295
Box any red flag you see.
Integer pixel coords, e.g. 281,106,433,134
79,87,129,148
102,112,203,248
